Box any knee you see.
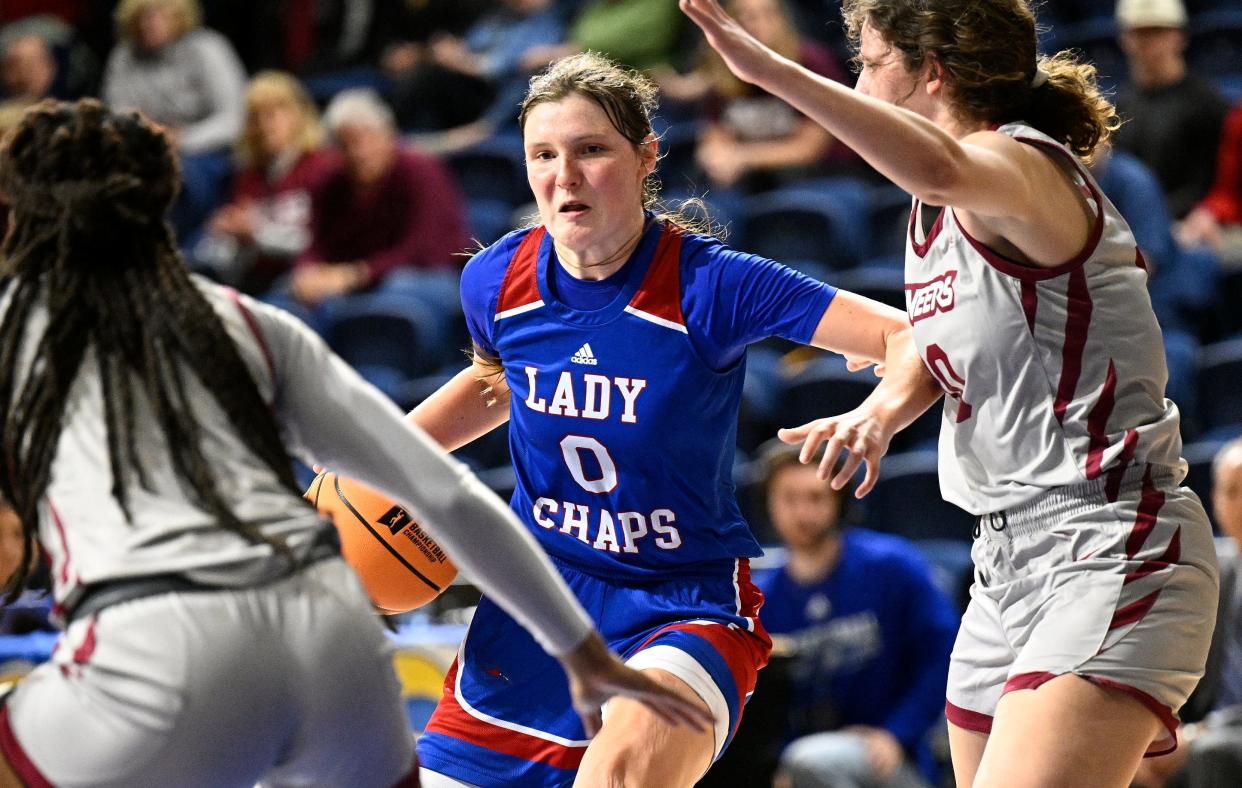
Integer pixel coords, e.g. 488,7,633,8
778,732,866,788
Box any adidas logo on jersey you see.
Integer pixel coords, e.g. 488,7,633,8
570,343,598,365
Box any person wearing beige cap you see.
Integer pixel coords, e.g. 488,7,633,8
1114,0,1229,219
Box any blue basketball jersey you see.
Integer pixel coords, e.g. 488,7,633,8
462,219,836,579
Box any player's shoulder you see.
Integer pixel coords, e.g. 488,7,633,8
464,227,539,276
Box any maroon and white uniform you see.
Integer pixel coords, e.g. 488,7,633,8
906,122,1218,755
0,278,592,787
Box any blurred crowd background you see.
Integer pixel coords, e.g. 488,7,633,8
2,0,1242,785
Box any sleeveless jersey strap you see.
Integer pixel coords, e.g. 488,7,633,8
223,286,276,384
495,226,547,321
624,225,687,333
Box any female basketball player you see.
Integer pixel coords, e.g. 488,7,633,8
0,99,708,788
409,52,940,787
682,0,1220,785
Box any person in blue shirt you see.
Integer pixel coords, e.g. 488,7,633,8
755,440,959,788
407,52,942,788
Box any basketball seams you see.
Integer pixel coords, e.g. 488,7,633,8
330,473,443,593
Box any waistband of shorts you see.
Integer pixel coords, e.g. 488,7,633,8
974,463,1177,540
64,525,341,624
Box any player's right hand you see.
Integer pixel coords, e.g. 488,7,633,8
777,404,896,498
558,632,715,737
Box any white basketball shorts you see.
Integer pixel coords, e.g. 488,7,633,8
945,464,1219,756
0,559,415,787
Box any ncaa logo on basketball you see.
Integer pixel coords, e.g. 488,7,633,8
905,270,958,323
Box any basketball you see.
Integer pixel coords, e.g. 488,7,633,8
306,471,457,614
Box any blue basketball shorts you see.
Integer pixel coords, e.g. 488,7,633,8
417,556,772,787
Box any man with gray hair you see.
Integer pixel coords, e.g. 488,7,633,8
289,88,469,307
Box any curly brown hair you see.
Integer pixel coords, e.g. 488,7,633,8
0,99,298,598
843,0,1119,161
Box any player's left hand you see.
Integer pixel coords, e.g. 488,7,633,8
559,632,715,737
680,0,782,87
777,404,895,497
845,354,885,377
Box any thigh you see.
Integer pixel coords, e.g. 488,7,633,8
265,561,414,787
974,673,1160,788
575,667,714,788
948,723,988,788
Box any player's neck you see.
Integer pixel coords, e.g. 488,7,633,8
787,532,843,585
554,217,647,281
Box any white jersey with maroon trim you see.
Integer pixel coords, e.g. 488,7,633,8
905,122,1184,515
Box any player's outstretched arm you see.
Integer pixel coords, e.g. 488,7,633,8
407,356,511,452
789,292,943,496
678,0,1043,223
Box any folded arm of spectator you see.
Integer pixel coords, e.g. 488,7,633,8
176,30,247,153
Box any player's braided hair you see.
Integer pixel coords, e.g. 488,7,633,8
0,99,300,600
843,0,1120,162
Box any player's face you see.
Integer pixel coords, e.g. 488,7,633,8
767,464,842,550
523,93,657,258
854,21,930,117
1213,449,1242,545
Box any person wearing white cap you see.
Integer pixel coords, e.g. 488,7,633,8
1114,0,1229,219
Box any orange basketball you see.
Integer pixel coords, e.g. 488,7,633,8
305,471,457,614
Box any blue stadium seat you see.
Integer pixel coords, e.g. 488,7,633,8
466,198,518,247
319,291,449,403
859,450,976,541
445,136,529,208
1188,10,1242,76
833,265,906,310
1042,16,1126,92
739,178,871,269
1198,338,1242,438
865,185,913,259
1182,439,1225,530
779,354,879,429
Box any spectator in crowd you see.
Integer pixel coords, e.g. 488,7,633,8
1113,0,1229,219
284,89,469,309
0,33,56,106
384,0,564,135
522,0,687,74
102,0,247,155
755,440,959,788
692,0,850,193
0,496,52,636
193,71,333,294
1133,437,1242,788
103,0,248,238
1179,102,1242,268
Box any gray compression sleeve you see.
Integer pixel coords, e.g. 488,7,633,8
248,297,593,657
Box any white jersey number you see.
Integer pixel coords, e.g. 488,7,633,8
559,435,618,493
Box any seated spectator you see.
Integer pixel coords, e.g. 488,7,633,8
193,71,333,294
692,0,849,193
384,0,564,135
0,495,52,636
0,14,100,101
1114,0,1229,219
1133,437,1242,788
1180,102,1242,269
521,0,686,74
102,0,247,155
103,0,248,237
282,89,469,310
755,440,959,788
0,32,56,106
